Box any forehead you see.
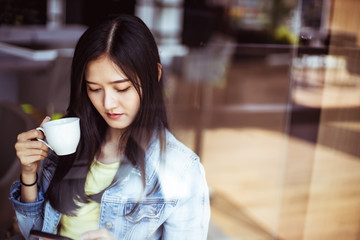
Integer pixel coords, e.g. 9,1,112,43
85,55,127,82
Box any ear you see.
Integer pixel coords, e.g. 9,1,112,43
157,63,162,82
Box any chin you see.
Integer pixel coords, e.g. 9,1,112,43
106,121,129,130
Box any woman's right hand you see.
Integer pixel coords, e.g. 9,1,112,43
15,117,51,175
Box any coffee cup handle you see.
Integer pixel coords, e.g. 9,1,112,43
36,127,53,151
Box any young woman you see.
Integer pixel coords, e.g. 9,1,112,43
11,15,210,240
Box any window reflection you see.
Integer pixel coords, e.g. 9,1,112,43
1,0,360,239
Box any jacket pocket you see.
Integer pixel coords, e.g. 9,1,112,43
124,201,165,223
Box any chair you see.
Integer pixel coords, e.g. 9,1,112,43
0,101,38,237
18,55,72,116
171,34,236,156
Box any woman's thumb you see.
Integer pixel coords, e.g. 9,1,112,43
40,116,51,126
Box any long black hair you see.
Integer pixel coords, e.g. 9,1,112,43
45,15,168,215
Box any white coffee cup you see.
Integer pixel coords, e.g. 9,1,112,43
36,117,80,156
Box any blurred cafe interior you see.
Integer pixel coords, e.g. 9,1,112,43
1,0,360,239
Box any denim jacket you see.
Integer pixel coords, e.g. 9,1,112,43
10,130,210,239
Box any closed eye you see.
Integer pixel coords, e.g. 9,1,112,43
88,88,101,92
117,87,130,93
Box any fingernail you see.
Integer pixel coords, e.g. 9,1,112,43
45,116,51,120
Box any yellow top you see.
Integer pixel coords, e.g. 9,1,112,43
59,160,119,240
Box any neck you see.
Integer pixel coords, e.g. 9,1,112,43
97,127,125,164
107,127,123,143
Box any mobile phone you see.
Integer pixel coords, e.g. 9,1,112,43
30,230,73,240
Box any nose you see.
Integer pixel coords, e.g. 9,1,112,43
103,90,117,110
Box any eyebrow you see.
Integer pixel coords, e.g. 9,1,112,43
86,79,130,84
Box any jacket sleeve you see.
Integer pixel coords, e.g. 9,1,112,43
9,152,57,239
10,180,45,240
161,160,211,239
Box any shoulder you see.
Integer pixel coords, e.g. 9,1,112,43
165,130,200,166
146,130,207,198
146,130,201,177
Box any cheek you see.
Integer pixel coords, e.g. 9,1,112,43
132,95,141,114
124,90,141,112
87,92,101,109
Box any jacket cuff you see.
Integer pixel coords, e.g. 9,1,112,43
10,180,45,216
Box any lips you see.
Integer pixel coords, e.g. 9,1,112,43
106,113,123,119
